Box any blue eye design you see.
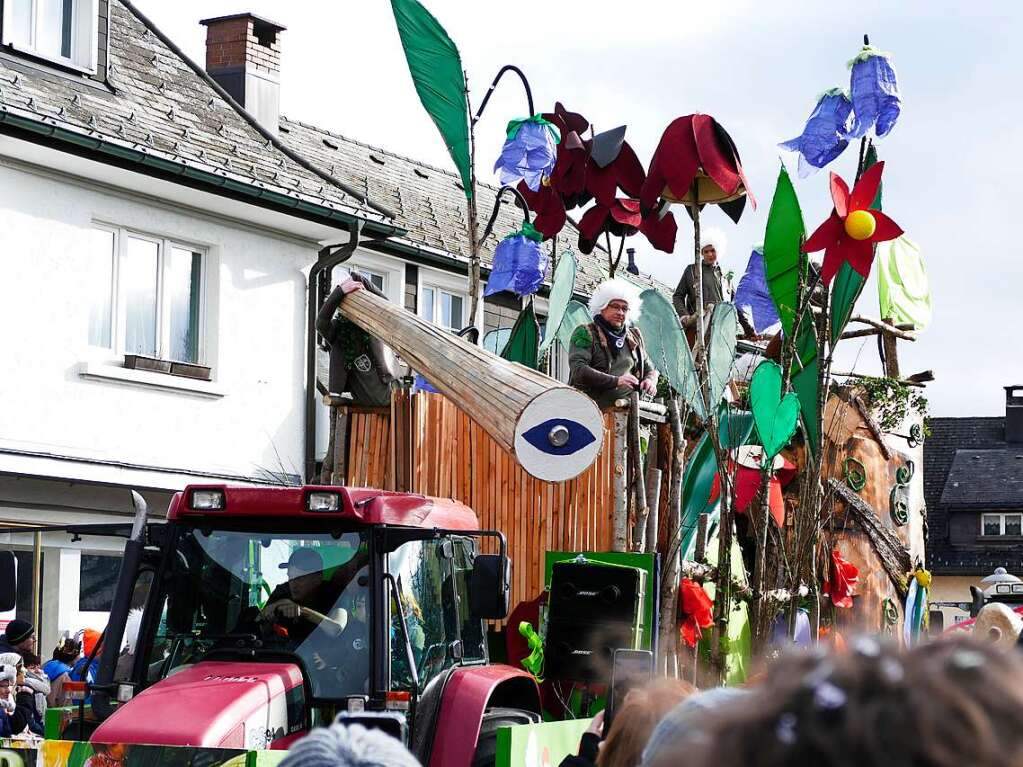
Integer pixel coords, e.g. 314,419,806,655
521,418,597,456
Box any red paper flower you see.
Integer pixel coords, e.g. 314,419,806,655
822,547,860,608
802,162,903,285
577,198,677,254
641,113,755,223
678,578,714,648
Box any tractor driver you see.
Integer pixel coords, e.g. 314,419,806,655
261,548,348,644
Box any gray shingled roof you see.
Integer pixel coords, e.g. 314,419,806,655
278,117,663,297
939,449,1023,509
924,416,1023,574
0,0,392,230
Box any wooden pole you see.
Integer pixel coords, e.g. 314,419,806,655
881,316,901,378
645,468,662,555
629,392,649,551
751,463,772,651
612,410,629,552
338,288,603,482
32,531,41,640
465,78,482,338
658,397,685,668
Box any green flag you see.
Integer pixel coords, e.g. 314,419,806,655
762,165,806,338
538,251,578,354
501,301,540,369
877,235,931,330
391,0,473,198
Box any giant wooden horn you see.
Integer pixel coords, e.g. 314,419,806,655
340,288,603,482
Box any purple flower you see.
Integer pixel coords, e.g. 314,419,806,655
843,46,901,139
494,116,560,192
779,89,853,177
734,248,781,333
484,222,549,297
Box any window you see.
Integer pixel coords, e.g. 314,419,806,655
88,226,206,364
981,513,1023,537
421,285,465,331
351,267,385,294
79,553,119,611
2,0,98,71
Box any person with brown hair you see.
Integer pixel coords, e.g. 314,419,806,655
598,678,694,767
653,636,1023,767
559,678,694,767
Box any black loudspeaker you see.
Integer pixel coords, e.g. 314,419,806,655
544,562,643,683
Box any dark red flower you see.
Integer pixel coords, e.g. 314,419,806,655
577,198,678,255
822,547,859,609
678,578,714,648
641,113,755,223
802,161,903,284
516,181,566,240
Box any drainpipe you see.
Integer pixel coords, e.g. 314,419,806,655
305,222,362,483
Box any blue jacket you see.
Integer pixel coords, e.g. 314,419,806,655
43,658,72,681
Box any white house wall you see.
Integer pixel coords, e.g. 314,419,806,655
0,160,321,486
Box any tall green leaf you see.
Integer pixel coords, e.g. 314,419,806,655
830,145,882,342
391,0,472,198
763,165,806,337
556,301,591,350
792,357,820,456
707,302,739,410
538,251,577,354
636,288,703,417
501,301,540,369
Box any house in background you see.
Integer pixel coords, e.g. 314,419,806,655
925,386,1023,626
0,2,640,647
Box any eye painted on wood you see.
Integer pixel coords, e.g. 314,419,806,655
521,418,597,456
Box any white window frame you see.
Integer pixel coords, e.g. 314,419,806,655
981,513,1023,537
337,249,405,306
418,267,469,332
87,223,209,365
2,0,99,73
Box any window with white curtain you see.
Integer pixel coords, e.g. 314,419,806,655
420,285,465,331
2,0,99,71
88,225,205,364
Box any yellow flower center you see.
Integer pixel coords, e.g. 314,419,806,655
844,209,876,240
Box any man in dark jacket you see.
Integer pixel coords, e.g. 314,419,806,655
0,619,35,657
569,278,658,410
673,230,725,320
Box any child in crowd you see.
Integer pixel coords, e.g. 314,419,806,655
44,636,82,708
0,653,43,736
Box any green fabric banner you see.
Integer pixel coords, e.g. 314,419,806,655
538,250,577,354
501,301,540,368
390,0,473,198
877,235,931,330
762,165,806,338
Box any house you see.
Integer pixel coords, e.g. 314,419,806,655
925,386,1023,626
0,2,642,648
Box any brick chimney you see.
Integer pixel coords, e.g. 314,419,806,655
200,13,286,135
1006,386,1023,444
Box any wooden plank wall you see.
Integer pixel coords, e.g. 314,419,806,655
344,392,617,615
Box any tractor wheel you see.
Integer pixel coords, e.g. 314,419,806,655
471,707,542,767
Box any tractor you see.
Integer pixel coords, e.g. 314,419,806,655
2,485,541,766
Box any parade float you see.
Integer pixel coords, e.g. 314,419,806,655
0,2,938,764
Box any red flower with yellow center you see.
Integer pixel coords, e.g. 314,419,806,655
802,161,903,284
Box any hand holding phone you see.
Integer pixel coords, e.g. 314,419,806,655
603,649,654,738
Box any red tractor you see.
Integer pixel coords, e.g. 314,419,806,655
46,486,540,765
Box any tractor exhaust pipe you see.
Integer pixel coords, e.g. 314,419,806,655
91,491,149,722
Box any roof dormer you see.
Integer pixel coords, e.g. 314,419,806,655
1,0,103,75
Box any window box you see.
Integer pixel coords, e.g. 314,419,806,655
123,354,171,375
169,361,212,382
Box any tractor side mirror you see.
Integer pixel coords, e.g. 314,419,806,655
0,551,15,613
469,553,511,620
970,586,986,618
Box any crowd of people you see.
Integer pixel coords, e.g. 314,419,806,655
0,618,102,739
272,633,1023,767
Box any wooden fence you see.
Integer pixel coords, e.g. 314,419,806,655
339,391,617,615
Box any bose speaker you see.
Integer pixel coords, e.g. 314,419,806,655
544,561,645,683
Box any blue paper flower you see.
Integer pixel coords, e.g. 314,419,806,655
494,115,560,192
843,46,901,139
734,248,781,334
779,88,853,178
485,222,549,297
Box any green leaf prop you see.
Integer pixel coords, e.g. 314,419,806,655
636,288,703,417
763,165,806,338
830,145,882,342
390,0,473,198
556,300,590,350
538,250,577,354
707,302,739,410
750,361,800,460
500,301,540,369
792,357,820,456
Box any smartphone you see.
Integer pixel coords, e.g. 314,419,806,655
604,648,654,737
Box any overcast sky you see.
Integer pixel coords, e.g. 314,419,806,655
136,0,1023,417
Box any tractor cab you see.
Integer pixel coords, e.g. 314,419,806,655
88,485,519,753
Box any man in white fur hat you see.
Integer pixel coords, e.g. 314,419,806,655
568,278,658,410
673,227,726,320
